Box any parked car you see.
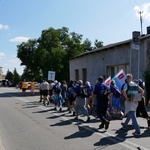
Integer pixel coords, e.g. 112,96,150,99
34,82,40,89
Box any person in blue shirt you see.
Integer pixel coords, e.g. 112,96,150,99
92,76,111,130
52,81,64,111
85,81,93,114
110,80,121,113
73,80,90,122
66,80,76,115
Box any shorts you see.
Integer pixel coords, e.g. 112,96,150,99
22,88,27,92
43,90,48,96
49,89,53,96
40,90,43,96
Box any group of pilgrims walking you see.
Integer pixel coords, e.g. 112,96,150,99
36,74,150,136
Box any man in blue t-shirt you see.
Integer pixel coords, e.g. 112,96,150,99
92,76,110,130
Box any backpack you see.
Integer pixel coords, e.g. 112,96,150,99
80,87,89,98
99,84,110,100
126,84,141,102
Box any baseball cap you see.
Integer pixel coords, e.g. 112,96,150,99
98,76,103,82
77,80,83,85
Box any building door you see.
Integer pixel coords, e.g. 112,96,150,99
82,68,87,84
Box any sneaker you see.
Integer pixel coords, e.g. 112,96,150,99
105,121,110,130
85,117,90,122
73,112,76,116
121,122,126,130
54,107,57,110
47,101,49,105
74,116,78,120
59,107,62,112
99,123,104,129
132,131,141,136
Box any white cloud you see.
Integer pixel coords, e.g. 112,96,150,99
134,2,150,22
0,52,5,59
0,24,9,30
9,57,20,64
9,36,30,42
0,55,24,75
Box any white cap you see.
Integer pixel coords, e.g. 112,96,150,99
77,80,83,85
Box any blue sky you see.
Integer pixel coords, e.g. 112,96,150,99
0,0,150,75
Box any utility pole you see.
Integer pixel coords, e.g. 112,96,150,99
138,11,143,35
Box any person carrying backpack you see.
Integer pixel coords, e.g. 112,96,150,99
121,74,144,136
53,81,64,111
92,76,111,130
67,80,76,115
73,80,90,122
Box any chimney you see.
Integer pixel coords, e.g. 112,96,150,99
147,26,150,34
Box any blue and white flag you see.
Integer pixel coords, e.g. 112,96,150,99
104,76,111,88
112,69,126,91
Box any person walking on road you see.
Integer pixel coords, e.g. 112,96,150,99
30,81,35,95
21,79,28,96
39,80,44,102
135,79,150,129
121,74,144,136
92,76,111,130
42,78,49,105
73,80,90,122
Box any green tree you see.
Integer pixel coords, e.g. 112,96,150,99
94,39,103,49
13,68,20,86
5,70,13,83
17,39,40,80
17,26,103,82
83,38,93,52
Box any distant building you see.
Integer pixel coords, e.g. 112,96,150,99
0,67,3,78
0,67,5,79
69,27,150,87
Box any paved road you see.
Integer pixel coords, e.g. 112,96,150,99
0,87,150,150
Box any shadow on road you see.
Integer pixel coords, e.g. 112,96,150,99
0,91,40,97
64,125,96,139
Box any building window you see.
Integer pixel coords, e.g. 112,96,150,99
107,64,129,78
82,68,87,84
75,69,79,80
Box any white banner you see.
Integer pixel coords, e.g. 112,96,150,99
48,71,55,81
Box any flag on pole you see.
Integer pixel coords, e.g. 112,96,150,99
104,76,111,87
112,69,126,91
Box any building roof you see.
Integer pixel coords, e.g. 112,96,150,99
70,33,150,60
